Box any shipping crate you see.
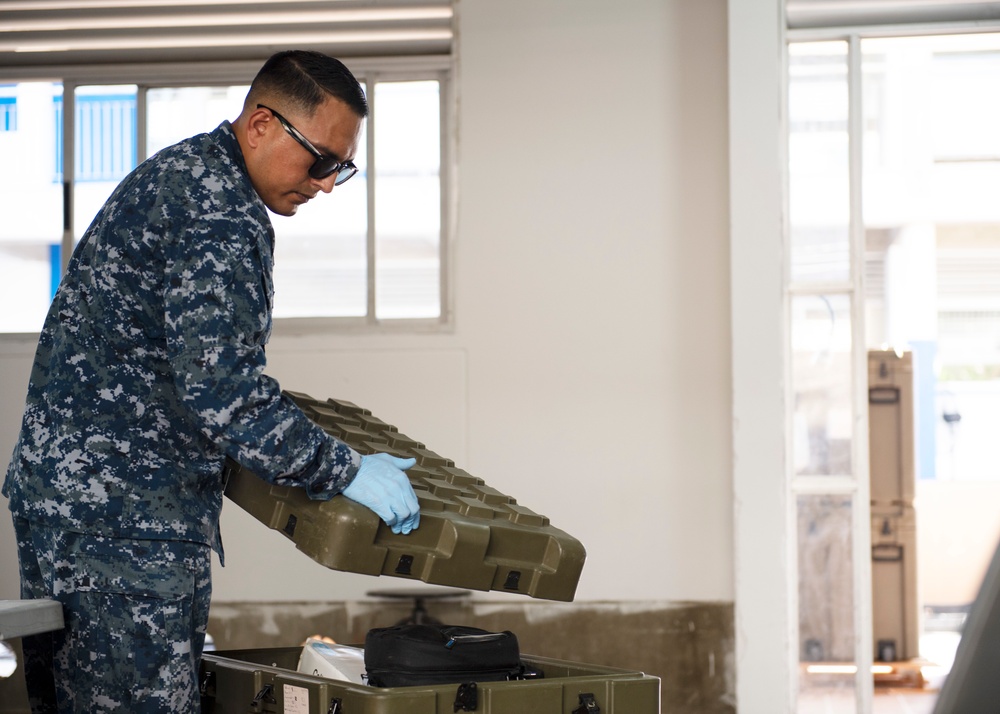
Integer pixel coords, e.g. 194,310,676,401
199,646,660,714
868,350,916,506
868,350,920,663
871,504,920,661
224,391,586,602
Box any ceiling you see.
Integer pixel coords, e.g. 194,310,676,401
0,0,454,69
786,0,1000,29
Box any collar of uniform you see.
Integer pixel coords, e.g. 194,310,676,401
212,120,276,253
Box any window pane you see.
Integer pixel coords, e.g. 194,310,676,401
797,494,857,710
789,42,850,284
144,85,369,318
374,80,441,319
1,71,447,330
0,82,63,332
792,293,854,477
147,86,246,157
862,34,1000,489
271,164,368,319
930,48,1000,162
73,85,137,240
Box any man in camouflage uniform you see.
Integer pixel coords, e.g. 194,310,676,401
4,50,420,713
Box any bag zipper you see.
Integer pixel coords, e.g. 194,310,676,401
369,666,523,683
444,632,509,649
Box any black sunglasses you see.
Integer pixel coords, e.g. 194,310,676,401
257,104,359,185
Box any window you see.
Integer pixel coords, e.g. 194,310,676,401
859,35,1000,484
0,66,450,333
372,80,441,320
66,89,138,183
788,43,865,710
0,91,15,131
0,82,63,331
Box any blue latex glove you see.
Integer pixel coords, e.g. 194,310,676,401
341,453,421,534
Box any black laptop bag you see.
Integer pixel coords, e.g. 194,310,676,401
364,624,539,687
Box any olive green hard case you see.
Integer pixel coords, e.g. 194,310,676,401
199,646,661,714
224,391,587,601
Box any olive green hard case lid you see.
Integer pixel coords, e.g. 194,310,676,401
224,391,586,601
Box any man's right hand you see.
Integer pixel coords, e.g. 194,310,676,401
341,453,421,534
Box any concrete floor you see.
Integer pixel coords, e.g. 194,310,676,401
799,689,937,714
797,621,962,714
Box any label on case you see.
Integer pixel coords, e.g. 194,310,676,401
283,684,309,714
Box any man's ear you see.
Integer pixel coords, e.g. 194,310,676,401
244,107,272,150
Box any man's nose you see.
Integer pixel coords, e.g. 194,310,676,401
313,173,338,194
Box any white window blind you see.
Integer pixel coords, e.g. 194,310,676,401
788,1,1000,30
0,0,453,69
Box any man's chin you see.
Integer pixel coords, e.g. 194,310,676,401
267,202,298,217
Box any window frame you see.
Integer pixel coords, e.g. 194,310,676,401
0,55,455,336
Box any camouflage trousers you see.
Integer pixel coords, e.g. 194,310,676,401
13,516,212,714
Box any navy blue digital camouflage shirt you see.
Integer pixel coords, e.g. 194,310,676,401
3,121,361,558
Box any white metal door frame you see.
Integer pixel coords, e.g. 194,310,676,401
733,3,1000,711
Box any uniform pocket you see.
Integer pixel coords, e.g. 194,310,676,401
67,552,199,711
73,551,195,599
224,242,273,347
253,244,274,345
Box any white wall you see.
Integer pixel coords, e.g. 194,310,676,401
918,480,1000,606
0,0,733,604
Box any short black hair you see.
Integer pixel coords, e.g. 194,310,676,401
248,50,368,118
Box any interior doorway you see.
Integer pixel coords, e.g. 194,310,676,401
789,30,1000,713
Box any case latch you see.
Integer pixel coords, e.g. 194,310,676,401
199,669,216,698
453,681,478,711
250,683,275,711
572,692,602,714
